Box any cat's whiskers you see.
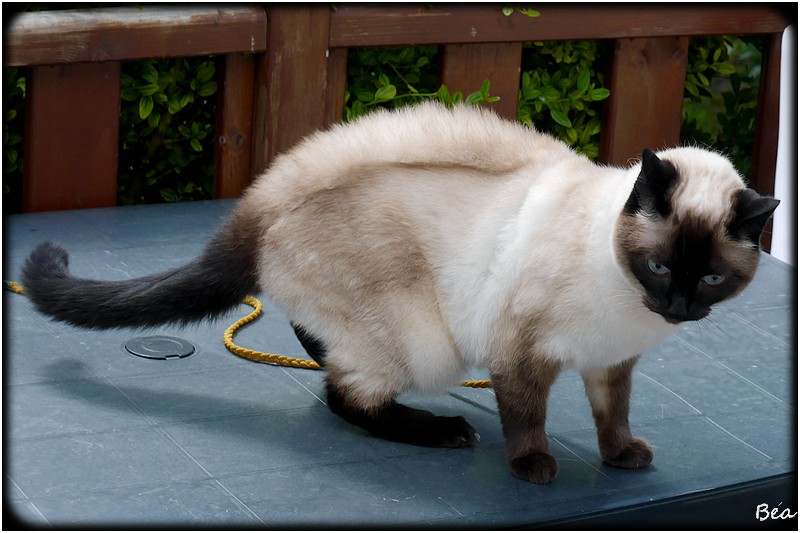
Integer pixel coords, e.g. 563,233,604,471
697,315,726,337
605,292,644,314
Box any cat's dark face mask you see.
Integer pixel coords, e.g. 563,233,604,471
629,225,741,324
617,149,779,324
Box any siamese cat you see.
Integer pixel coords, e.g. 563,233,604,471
22,103,779,484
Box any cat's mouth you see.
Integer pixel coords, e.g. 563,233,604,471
646,301,711,324
658,311,709,324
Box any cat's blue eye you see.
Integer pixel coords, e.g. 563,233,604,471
702,274,725,286
647,258,670,276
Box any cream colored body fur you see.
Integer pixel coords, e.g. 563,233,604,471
235,103,745,407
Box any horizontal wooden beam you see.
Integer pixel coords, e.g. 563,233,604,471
330,5,790,47
6,6,267,67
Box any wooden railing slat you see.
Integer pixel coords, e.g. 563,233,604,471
751,33,784,251
6,6,267,67
251,6,332,176
324,48,350,126
23,63,121,211
214,53,256,199
599,37,689,167
330,5,790,47
440,42,522,120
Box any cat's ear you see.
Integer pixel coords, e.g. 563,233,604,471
624,149,678,217
728,188,780,246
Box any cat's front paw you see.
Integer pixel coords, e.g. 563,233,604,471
602,437,653,469
509,452,558,484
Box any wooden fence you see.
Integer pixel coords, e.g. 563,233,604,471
5,5,791,238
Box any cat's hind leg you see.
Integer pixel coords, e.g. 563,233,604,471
321,340,479,449
325,381,479,448
581,356,653,469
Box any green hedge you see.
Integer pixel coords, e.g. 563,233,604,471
118,57,219,205
682,36,765,180
2,35,764,212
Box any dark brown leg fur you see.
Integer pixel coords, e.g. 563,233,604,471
326,383,479,448
581,356,653,469
491,358,562,484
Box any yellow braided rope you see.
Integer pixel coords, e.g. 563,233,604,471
6,281,26,295
6,280,492,388
224,295,322,370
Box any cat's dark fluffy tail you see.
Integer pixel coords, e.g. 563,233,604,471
20,215,260,329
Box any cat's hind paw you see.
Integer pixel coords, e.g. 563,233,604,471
432,415,480,448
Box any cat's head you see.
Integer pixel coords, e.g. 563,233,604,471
615,147,779,324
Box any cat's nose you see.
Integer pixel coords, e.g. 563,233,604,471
667,294,689,317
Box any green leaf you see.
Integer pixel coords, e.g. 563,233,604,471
180,93,194,108
167,97,182,114
576,69,590,93
141,62,159,84
435,85,452,103
518,8,540,18
147,110,160,129
196,62,215,83
566,127,578,143
197,82,217,97
715,62,737,75
137,83,161,96
549,108,572,128
160,188,178,202
121,87,139,101
587,118,602,136
465,91,484,105
356,89,375,102
190,138,202,152
523,86,542,100
138,96,154,119
397,47,415,64
589,88,610,101
541,86,561,102
501,6,514,16
373,84,397,103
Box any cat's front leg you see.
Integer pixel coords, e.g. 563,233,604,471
581,356,653,469
490,357,561,484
